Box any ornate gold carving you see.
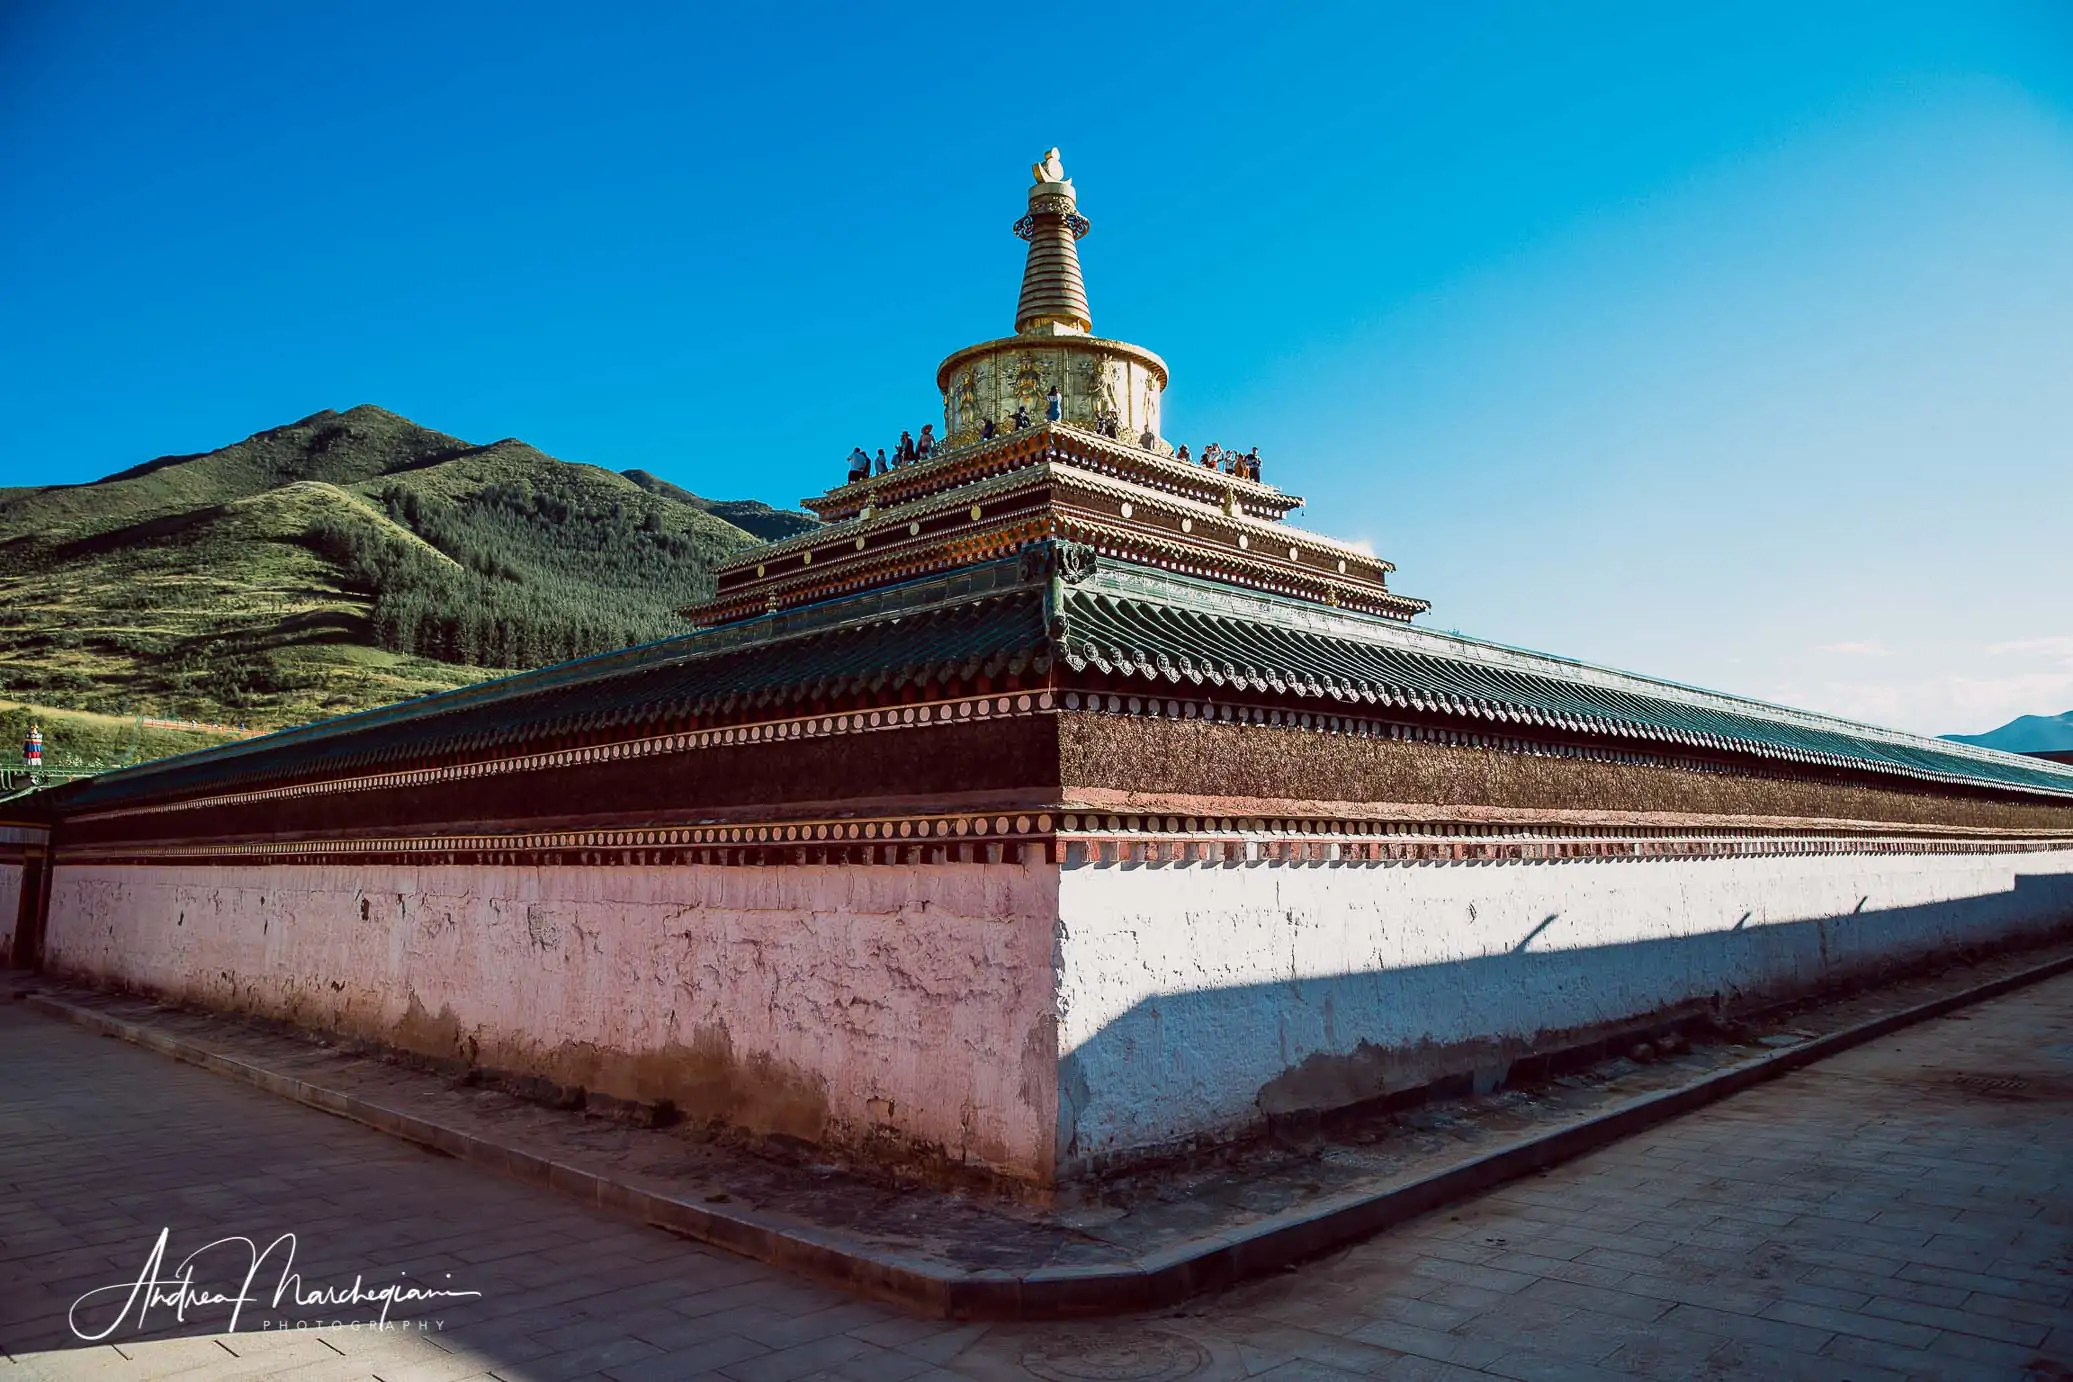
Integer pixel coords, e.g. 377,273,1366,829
1014,351,1044,410
949,369,978,436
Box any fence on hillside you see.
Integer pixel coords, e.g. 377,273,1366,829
140,717,259,736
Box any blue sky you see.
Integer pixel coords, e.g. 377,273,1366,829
4,2,2070,735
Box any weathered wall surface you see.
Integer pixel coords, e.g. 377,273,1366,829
0,860,21,966
37,835,2073,1186
43,860,1062,1182
1059,714,2073,832
0,823,46,969
1054,848,2073,1169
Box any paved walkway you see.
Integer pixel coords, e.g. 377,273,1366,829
2,975,2069,1382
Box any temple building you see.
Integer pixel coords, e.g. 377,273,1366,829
689,151,1417,629
6,154,2073,1192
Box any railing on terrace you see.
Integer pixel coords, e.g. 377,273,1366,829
809,422,1302,520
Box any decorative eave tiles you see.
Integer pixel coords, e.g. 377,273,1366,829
55,561,1053,815
50,542,2073,820
1053,559,2073,798
58,816,2073,872
688,454,1418,626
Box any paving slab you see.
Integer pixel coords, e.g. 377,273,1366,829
7,938,2073,1321
4,954,2072,1381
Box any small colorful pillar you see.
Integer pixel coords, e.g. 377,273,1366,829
22,725,41,771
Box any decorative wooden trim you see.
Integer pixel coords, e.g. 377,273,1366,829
55,809,1062,869
698,460,1415,627
50,804,2073,872
1053,817,2073,867
70,677,2073,833
1062,789,2073,842
68,692,1061,825
69,685,1717,829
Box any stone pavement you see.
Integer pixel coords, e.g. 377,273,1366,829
17,941,2073,1308
2,975,2069,1382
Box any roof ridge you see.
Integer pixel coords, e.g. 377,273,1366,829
1056,563,2073,799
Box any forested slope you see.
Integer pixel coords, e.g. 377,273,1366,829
0,406,814,727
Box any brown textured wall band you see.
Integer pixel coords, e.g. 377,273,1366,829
1057,713,2073,833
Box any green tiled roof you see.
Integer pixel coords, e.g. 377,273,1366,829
55,559,1049,812
1058,559,2073,799
51,542,2073,813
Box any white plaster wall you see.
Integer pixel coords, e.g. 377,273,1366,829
44,860,1061,1180
1055,849,2073,1163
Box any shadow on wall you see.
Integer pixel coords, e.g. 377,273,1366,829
1056,867,2073,1173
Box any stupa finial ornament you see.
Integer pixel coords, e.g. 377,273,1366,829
1014,146,1092,336
933,152,1169,451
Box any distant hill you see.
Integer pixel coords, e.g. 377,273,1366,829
0,406,816,728
620,469,818,542
1941,710,2073,754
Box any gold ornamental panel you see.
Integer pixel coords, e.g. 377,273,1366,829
938,335,1169,449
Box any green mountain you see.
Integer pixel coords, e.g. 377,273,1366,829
0,406,814,728
619,469,819,542
1942,710,2073,754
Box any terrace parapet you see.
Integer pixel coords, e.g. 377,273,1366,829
689,427,1411,627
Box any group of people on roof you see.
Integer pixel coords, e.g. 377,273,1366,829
842,385,1264,484
1085,411,1159,449
845,423,939,482
979,406,1033,440
1173,442,1262,481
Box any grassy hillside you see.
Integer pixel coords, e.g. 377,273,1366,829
0,406,812,729
1,701,247,774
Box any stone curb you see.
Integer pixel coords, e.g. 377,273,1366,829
21,949,2073,1320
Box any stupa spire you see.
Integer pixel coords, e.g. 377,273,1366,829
1013,148,1092,336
